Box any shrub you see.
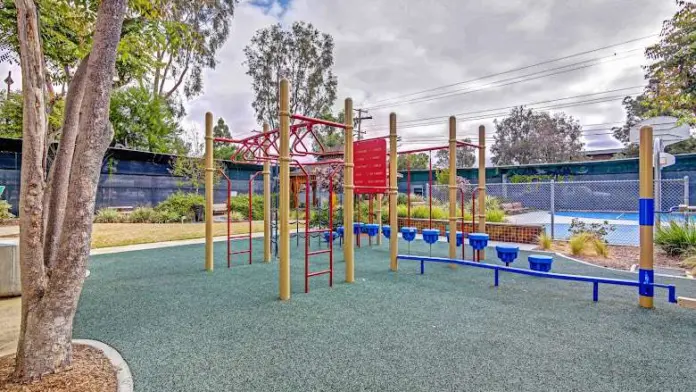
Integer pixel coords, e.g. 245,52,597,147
0,200,14,221
157,192,205,220
397,204,408,218
229,211,245,222
430,206,448,220
128,207,155,223
311,207,343,228
411,205,430,219
228,194,264,220
568,218,615,242
538,232,552,250
153,210,181,223
94,208,124,223
592,237,609,258
569,233,592,256
486,209,505,223
680,255,696,276
655,220,696,257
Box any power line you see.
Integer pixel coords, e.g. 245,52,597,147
365,34,656,106
365,49,642,110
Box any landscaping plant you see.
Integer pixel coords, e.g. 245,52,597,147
538,232,552,250
568,218,615,242
569,233,592,256
655,220,696,256
0,199,14,221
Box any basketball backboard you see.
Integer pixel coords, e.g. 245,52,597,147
629,116,691,146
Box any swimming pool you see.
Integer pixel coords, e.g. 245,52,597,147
554,210,689,222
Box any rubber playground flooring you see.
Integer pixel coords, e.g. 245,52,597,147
74,236,696,392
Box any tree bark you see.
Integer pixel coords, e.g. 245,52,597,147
43,56,89,269
13,0,127,382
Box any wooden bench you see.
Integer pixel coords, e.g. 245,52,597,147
501,202,529,215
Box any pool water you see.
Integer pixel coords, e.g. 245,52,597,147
546,223,640,246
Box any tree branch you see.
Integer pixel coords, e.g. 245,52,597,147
164,50,191,99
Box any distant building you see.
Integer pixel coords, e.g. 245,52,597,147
583,148,624,161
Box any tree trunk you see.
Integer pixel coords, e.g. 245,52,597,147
13,0,127,382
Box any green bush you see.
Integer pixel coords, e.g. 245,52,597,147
396,204,408,218
655,220,696,257
156,192,205,219
152,210,181,223
568,218,615,242
228,194,264,220
311,207,343,228
569,233,592,256
128,207,156,223
486,209,506,223
411,205,430,219
94,208,124,223
0,200,14,221
230,211,245,222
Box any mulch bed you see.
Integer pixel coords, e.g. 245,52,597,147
0,344,116,392
545,241,684,271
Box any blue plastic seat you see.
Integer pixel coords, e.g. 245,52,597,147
422,229,440,244
468,233,489,251
336,226,344,237
365,223,380,237
496,246,519,266
323,231,338,242
444,231,464,247
382,225,391,239
353,222,365,235
401,227,417,242
528,255,553,272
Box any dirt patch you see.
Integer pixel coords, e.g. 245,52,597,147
0,344,117,392
542,241,684,271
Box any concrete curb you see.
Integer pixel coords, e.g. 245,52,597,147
558,252,694,281
74,339,133,392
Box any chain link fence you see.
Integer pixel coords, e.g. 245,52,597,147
486,178,688,245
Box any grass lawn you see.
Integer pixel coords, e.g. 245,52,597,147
73,237,696,391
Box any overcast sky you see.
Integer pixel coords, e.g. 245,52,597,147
1,0,680,159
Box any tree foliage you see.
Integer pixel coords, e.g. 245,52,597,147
433,141,476,169
398,153,430,170
244,22,337,129
212,117,239,160
491,106,584,166
109,86,186,153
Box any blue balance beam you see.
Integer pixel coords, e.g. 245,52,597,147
396,255,677,304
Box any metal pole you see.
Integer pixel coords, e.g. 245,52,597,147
389,113,398,271
639,126,654,309
343,97,355,283
204,112,214,272
279,79,291,300
478,125,486,259
448,116,457,261
654,137,663,228
263,123,272,263
684,175,689,207
550,179,555,239
376,193,383,246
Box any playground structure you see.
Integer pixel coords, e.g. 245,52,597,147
203,79,693,309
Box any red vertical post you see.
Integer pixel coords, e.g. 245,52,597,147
248,178,253,265
428,151,433,229
356,194,361,248
227,176,231,268
329,175,334,288
305,173,310,293
461,189,465,260
407,158,411,228
369,194,373,246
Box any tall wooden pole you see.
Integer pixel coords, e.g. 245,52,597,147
639,126,654,309
263,122,272,263
478,125,486,258
204,112,214,271
448,116,457,260
389,113,399,271
376,193,383,246
344,98,355,282
279,80,291,300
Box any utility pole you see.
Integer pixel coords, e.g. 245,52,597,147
354,108,372,140
3,71,13,99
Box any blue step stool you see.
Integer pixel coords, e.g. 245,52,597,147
323,231,338,242
336,226,344,237
382,225,391,239
353,222,365,235
468,233,489,251
422,229,440,245
401,227,417,242
496,246,519,266
365,224,380,237
445,231,464,247
528,255,553,272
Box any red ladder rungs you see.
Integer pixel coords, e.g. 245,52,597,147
307,269,331,278
307,249,331,257
230,250,251,255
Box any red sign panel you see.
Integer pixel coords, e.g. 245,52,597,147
354,139,387,194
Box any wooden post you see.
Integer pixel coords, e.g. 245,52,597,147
639,126,654,309
389,113,398,271
279,80,291,300
263,122,272,263
344,98,355,283
478,125,486,259
204,112,214,271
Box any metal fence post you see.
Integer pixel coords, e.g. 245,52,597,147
502,174,508,199
550,179,555,239
684,175,689,206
